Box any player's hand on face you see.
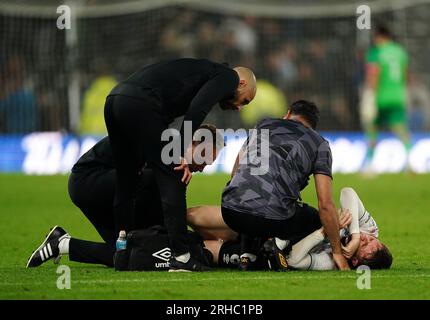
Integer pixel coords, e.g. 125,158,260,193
341,234,360,260
342,244,356,260
333,253,350,271
339,209,352,229
174,157,193,185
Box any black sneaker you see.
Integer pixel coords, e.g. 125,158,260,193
262,238,290,271
168,256,211,272
26,226,70,268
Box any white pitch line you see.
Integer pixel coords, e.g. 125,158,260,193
1,273,429,286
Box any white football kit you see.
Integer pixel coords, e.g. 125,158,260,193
286,187,379,270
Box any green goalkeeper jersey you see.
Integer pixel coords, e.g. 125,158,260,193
366,41,408,109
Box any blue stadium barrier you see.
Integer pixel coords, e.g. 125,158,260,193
0,132,429,174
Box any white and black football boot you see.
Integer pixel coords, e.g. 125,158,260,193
26,226,70,268
261,238,291,271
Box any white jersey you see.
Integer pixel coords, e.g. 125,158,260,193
287,187,378,271
357,209,378,237
287,230,335,271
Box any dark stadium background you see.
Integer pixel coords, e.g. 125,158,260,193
1,0,429,134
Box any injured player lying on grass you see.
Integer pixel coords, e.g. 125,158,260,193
191,187,393,270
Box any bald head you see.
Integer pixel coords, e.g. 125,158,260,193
234,67,257,86
219,66,257,111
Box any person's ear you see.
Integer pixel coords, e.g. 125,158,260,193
283,110,292,120
239,79,247,87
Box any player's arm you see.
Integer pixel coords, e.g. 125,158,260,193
287,229,325,269
362,48,379,124
361,64,378,114
181,70,239,145
339,188,360,258
343,236,360,260
344,186,380,236
314,174,349,270
289,213,352,270
313,141,349,270
176,71,238,184
290,250,336,271
365,47,380,91
365,63,380,90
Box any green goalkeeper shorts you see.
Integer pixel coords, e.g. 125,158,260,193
374,107,407,128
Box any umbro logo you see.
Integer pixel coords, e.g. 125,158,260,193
223,253,239,265
152,247,171,262
223,254,230,264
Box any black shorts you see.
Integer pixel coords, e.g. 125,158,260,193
221,203,322,244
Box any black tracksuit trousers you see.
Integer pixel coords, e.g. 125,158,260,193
104,93,189,256
68,168,163,267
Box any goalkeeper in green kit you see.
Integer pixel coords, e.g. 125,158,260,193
361,24,411,171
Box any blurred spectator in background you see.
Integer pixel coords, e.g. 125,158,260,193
214,29,243,67
195,21,218,59
290,61,315,101
240,79,287,128
308,40,332,91
264,43,297,90
159,10,196,58
4,5,415,134
33,24,68,132
0,55,37,133
221,16,257,67
80,63,117,135
224,17,257,54
331,96,352,129
408,74,430,132
258,20,281,52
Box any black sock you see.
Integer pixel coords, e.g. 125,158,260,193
218,241,241,269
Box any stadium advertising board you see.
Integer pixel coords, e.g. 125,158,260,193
0,132,429,174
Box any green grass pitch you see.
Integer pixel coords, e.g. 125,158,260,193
0,173,429,299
